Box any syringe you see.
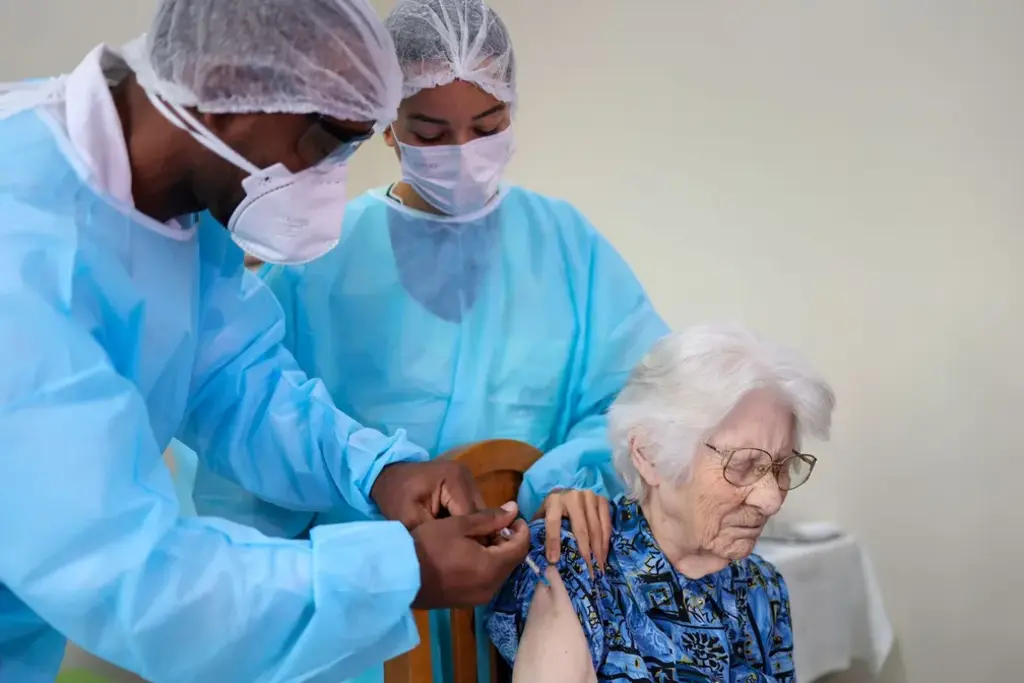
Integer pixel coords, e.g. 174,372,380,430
500,527,551,587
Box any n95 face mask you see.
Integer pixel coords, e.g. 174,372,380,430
145,91,354,266
395,126,515,217
225,162,349,265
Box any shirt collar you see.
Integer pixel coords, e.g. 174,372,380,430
64,44,136,205
612,498,733,596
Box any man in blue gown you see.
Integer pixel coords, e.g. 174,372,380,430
0,1,528,681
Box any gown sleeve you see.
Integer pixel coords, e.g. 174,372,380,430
180,224,429,519
518,211,669,517
0,286,421,682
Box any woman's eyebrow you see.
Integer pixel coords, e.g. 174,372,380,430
473,103,506,120
409,113,449,125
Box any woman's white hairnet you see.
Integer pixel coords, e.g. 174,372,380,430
384,0,516,104
121,0,403,126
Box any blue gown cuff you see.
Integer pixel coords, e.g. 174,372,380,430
300,520,422,672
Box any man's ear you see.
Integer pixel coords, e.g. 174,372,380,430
382,124,396,148
629,432,662,489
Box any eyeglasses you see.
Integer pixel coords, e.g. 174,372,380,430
297,115,374,166
704,443,817,491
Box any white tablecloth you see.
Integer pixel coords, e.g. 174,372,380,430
757,536,893,682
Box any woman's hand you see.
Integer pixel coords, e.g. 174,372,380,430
536,489,611,576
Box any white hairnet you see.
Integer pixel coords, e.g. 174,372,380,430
384,0,516,104
122,0,403,126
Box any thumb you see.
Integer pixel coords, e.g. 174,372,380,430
459,502,518,536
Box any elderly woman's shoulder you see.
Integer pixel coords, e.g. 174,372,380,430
524,518,594,575
526,517,578,552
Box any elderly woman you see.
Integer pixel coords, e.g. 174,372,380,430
487,322,835,682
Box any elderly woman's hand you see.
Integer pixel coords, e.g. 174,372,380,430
535,489,611,576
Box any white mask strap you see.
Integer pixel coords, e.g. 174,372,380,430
143,89,261,176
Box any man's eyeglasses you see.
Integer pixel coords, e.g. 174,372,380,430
298,115,374,166
704,443,817,491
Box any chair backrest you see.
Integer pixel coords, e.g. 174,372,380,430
383,439,542,683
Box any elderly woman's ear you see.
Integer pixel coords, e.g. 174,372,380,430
628,434,663,491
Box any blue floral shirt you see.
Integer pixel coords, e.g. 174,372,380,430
487,498,796,682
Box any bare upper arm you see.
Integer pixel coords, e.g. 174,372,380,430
511,566,597,683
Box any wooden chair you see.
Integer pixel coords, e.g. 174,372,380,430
383,439,542,683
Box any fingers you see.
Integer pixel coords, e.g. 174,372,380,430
440,468,484,517
402,503,434,531
412,512,527,610
565,495,593,577
485,518,530,570
462,519,529,605
532,496,549,521
467,469,487,514
596,495,612,570
430,485,442,518
544,497,563,565
458,502,519,537
540,490,611,575
582,495,604,572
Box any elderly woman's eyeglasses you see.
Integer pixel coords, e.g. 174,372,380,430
704,443,817,491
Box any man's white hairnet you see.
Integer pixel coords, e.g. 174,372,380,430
385,0,516,104
122,0,403,126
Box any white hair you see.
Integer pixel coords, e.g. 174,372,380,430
608,322,836,502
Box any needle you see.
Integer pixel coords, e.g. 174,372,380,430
500,526,551,587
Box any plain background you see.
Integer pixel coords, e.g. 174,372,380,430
2,1,1022,681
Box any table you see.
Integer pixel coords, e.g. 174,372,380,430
757,535,893,682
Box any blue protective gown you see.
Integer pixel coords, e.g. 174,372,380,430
0,105,427,680
192,185,669,682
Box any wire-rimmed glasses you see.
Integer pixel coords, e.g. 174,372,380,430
704,443,817,491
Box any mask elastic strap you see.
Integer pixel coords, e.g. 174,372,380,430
143,89,261,176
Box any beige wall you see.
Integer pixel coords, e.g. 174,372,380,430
4,1,1023,682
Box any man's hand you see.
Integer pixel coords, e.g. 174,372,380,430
536,489,611,576
371,460,486,530
412,502,530,609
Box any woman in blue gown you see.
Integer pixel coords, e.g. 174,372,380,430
190,0,669,680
